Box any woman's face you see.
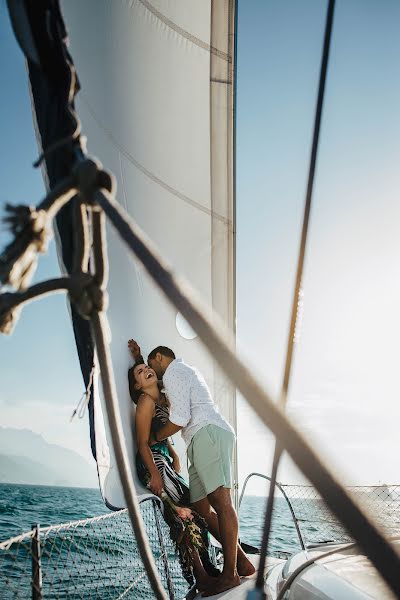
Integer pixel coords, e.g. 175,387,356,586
134,364,157,391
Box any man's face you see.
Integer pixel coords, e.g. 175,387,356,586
148,357,163,379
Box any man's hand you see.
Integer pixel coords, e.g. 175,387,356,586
172,454,181,473
128,339,141,361
148,471,164,496
154,420,182,441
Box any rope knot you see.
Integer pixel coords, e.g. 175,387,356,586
69,273,108,319
73,158,115,204
74,158,101,202
0,204,52,290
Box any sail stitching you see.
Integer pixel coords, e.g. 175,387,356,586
127,0,231,62
211,78,232,85
80,94,232,227
119,151,145,298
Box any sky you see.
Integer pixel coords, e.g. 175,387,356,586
236,0,400,490
1,0,400,501
0,2,91,470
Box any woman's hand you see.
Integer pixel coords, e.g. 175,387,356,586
128,339,141,360
172,454,181,473
174,506,193,521
148,471,164,496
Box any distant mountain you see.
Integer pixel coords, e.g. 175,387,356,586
0,428,97,488
0,454,72,487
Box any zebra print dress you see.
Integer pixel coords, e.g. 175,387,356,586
136,402,190,504
136,400,219,586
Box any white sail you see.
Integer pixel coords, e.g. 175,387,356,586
61,0,237,508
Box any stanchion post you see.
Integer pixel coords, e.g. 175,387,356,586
31,523,42,600
152,502,175,600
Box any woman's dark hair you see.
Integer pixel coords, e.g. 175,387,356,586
128,360,145,405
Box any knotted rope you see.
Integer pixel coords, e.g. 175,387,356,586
0,157,168,600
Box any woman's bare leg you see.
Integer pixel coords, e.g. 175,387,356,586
192,550,217,592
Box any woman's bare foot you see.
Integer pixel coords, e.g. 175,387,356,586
175,506,194,520
196,574,218,593
237,553,256,577
202,574,241,596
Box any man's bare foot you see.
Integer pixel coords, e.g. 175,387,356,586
202,574,241,596
237,553,256,577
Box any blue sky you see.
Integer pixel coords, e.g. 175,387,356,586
236,0,400,489
0,1,88,466
1,1,400,496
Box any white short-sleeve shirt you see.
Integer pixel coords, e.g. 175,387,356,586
163,358,234,446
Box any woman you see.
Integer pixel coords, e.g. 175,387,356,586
128,359,219,591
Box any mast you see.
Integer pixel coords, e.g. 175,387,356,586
210,0,238,506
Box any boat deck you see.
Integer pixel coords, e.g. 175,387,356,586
192,555,283,599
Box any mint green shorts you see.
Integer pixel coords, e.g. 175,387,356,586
187,425,235,503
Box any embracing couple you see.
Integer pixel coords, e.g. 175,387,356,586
128,340,255,596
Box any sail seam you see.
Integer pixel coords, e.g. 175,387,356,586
132,0,231,62
211,78,232,85
79,94,232,227
118,152,145,298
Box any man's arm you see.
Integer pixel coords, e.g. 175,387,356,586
155,420,182,442
163,365,191,432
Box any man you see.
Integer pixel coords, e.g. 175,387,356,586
129,340,255,596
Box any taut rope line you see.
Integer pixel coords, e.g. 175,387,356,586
255,0,337,590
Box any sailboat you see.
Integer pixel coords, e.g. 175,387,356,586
2,0,400,599
58,0,237,512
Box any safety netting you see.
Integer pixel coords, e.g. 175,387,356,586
0,498,191,599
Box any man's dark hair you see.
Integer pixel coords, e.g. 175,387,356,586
148,346,176,361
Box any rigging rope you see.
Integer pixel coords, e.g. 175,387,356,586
254,0,336,593
1,160,169,600
68,160,169,600
2,156,400,599
70,363,95,421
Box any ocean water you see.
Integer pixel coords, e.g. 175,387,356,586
0,483,302,551
2,485,398,598
8,483,391,598
0,483,303,599
0,484,107,541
